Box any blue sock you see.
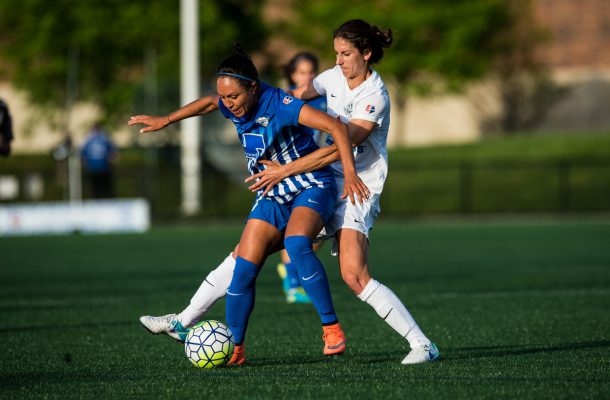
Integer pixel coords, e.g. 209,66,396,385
226,257,259,345
284,235,337,324
285,261,300,289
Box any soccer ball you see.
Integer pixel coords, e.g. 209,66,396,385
184,320,234,368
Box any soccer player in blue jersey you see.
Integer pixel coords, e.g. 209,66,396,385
276,52,327,305
129,44,369,365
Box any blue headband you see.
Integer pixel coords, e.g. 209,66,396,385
217,72,256,82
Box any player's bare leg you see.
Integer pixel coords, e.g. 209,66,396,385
336,228,439,364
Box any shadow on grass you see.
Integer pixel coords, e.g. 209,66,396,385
446,339,610,360
251,350,396,367
0,319,137,334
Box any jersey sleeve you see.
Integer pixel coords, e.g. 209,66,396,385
312,69,333,97
274,89,305,127
351,91,389,126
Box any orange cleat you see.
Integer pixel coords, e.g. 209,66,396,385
226,344,246,366
322,322,346,356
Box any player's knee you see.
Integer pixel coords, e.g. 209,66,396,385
284,235,313,261
340,268,371,295
341,272,361,294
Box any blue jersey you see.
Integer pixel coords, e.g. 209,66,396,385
218,82,335,204
80,130,115,173
288,85,326,142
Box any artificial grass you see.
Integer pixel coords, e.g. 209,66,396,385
0,218,609,399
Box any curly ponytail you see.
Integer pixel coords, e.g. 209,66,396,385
334,19,393,64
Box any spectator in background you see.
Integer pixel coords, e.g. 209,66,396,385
0,98,14,157
284,52,327,146
81,122,116,198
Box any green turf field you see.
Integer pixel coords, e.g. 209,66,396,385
1,219,609,399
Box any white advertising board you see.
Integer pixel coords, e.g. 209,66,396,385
0,199,150,236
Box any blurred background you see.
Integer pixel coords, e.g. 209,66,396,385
0,0,609,229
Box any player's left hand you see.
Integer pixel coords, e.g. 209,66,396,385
341,173,370,205
245,160,287,196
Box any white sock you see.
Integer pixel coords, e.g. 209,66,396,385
357,279,431,349
177,253,236,327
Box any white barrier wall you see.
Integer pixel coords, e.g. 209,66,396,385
0,199,150,236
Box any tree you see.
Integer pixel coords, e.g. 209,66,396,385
485,0,562,134
287,1,512,95
280,0,519,142
0,0,266,127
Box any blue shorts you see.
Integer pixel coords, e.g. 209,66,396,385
248,186,337,232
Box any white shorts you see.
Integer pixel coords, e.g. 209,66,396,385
316,192,381,256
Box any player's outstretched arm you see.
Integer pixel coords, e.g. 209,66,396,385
246,118,377,199
128,94,220,133
245,106,370,204
246,147,338,197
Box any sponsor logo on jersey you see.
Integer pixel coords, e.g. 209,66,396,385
365,104,376,113
256,116,270,127
344,103,353,118
283,96,293,105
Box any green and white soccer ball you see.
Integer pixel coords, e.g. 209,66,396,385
184,320,234,368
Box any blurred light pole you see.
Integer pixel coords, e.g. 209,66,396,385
180,0,201,216
144,46,160,209
65,47,82,204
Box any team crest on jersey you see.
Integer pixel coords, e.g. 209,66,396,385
241,133,266,170
344,103,353,118
365,104,376,114
256,116,270,127
283,96,293,105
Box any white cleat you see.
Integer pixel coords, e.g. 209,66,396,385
139,313,189,342
401,343,440,365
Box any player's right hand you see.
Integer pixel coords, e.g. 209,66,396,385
245,160,287,197
341,172,370,205
128,115,170,133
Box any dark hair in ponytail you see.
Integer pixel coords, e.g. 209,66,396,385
284,52,319,87
217,43,259,88
334,19,393,64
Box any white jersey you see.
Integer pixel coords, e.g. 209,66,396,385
313,66,390,194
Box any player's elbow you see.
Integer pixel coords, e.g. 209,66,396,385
329,120,349,140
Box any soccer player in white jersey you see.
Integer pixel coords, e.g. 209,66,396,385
139,20,439,365
131,44,369,365
253,19,439,364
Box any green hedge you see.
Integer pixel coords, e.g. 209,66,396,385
1,133,609,218
383,133,610,215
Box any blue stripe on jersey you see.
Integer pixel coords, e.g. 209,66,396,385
259,126,334,202
218,82,335,203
